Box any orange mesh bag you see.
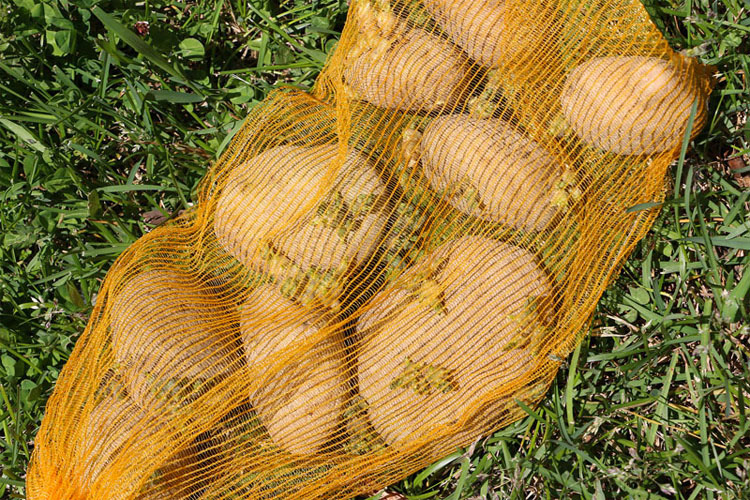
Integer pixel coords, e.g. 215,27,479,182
27,0,714,498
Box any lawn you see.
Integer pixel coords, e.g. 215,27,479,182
0,0,748,498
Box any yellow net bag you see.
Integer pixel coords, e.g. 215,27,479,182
27,0,714,498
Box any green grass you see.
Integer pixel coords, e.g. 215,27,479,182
0,0,747,498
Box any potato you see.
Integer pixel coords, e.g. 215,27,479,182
424,0,553,68
109,270,240,412
423,0,562,142
357,235,552,444
420,115,578,232
213,144,387,310
240,285,348,455
342,20,471,111
81,393,197,498
560,56,708,155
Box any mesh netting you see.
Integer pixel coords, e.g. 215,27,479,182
27,0,713,498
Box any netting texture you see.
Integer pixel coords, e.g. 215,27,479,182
27,0,714,498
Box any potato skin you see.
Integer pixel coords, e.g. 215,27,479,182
356,236,552,444
213,144,386,306
421,115,563,232
424,0,556,67
560,56,707,155
343,27,471,111
82,393,151,483
82,393,197,499
240,286,348,455
109,270,240,411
